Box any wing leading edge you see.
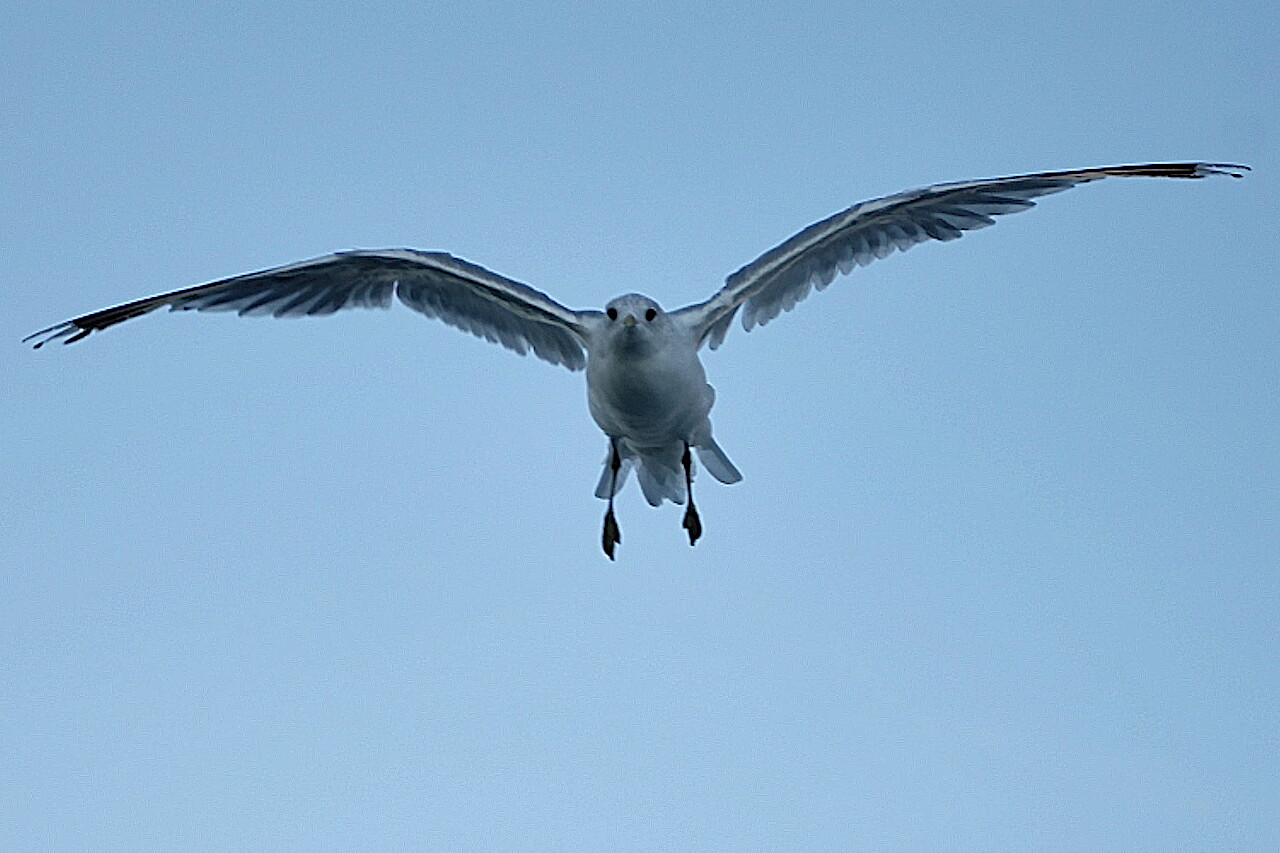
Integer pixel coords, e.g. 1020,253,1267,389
675,162,1248,349
25,249,593,370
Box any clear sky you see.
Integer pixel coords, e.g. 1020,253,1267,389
3,1,1276,848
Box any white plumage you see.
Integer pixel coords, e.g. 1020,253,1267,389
27,162,1247,557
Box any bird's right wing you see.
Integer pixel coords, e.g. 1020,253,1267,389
674,162,1248,349
26,249,596,370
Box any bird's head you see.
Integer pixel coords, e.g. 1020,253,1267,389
601,294,669,354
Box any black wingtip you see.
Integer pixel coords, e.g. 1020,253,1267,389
23,321,91,349
1097,162,1251,180
1196,163,1250,179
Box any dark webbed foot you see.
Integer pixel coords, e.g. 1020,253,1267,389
602,507,622,560
681,442,702,547
682,502,702,546
602,438,623,560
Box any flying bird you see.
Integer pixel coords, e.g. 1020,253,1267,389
27,162,1248,558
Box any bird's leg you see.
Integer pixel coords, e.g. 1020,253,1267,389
602,439,622,560
681,443,702,546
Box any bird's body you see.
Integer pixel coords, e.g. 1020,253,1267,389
584,293,738,514
27,162,1247,557
586,296,708,450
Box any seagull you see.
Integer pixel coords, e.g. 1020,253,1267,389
26,162,1248,558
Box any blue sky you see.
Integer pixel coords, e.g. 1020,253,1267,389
3,1,1277,848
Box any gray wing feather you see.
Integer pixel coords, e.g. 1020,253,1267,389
25,249,591,370
675,162,1247,349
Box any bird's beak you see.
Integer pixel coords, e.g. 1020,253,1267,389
622,314,637,326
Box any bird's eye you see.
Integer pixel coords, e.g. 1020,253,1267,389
607,307,618,321
645,308,657,322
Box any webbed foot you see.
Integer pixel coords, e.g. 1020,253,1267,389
682,502,702,546
603,507,622,560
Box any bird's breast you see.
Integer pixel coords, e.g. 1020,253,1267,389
585,344,712,442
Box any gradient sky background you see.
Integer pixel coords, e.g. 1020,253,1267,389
3,1,1277,848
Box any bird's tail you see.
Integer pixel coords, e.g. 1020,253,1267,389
594,436,742,506
694,436,743,485
594,453,634,500
594,441,684,506
635,452,685,507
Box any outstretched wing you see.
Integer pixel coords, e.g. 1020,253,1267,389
25,249,593,370
675,162,1248,349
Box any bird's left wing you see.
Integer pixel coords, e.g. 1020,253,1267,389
26,249,594,370
674,162,1248,349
